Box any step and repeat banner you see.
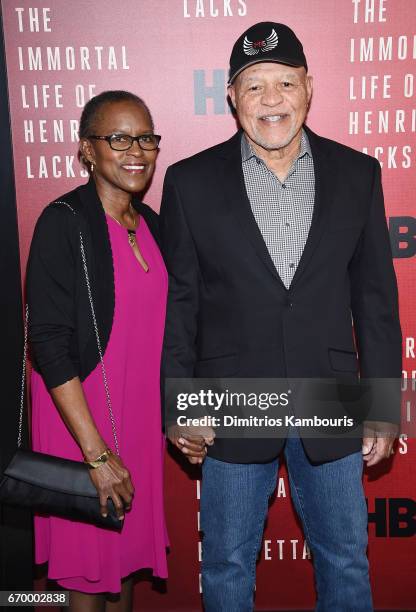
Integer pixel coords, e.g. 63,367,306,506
2,0,415,609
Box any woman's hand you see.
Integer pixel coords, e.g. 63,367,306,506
88,453,134,520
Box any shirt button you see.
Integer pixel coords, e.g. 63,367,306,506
285,222,290,228
286,299,293,308
282,184,287,189
289,263,295,269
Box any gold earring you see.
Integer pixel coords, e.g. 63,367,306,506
90,162,94,173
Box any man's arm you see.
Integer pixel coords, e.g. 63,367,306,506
160,166,214,463
349,158,402,465
160,167,200,378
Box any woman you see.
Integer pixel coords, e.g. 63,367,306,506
27,90,171,611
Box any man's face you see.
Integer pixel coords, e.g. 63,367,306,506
228,62,313,153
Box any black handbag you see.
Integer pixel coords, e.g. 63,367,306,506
0,201,124,530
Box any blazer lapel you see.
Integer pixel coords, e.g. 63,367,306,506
290,126,332,290
221,131,286,289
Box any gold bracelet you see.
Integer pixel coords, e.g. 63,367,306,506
84,448,112,469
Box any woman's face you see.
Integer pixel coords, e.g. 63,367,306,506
81,100,158,196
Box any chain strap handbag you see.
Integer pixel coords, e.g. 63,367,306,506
0,201,124,530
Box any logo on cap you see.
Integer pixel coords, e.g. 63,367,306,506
243,29,278,56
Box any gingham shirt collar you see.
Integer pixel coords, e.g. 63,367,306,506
241,128,312,165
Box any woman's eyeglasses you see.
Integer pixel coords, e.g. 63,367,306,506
88,133,161,151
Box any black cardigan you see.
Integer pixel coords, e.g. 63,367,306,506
26,178,161,389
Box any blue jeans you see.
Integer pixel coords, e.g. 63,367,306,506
200,435,372,612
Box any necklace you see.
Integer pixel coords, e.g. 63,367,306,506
127,229,136,248
106,203,149,272
106,202,137,230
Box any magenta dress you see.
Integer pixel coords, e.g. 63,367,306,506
31,213,168,593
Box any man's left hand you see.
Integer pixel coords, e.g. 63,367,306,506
362,420,399,467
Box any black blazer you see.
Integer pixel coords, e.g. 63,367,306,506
27,177,160,389
160,126,402,464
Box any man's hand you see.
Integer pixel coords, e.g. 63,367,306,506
167,424,215,465
362,420,399,467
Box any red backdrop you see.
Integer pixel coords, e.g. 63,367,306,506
2,0,415,609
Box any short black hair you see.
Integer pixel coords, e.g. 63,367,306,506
78,90,154,139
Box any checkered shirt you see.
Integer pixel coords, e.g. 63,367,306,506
241,130,315,288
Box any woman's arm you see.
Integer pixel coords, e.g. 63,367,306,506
51,377,134,518
27,203,133,517
49,377,106,459
27,204,79,388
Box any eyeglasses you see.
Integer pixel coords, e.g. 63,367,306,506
88,133,161,151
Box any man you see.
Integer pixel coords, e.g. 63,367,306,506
160,22,402,612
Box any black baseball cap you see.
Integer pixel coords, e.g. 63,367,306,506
228,22,308,84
